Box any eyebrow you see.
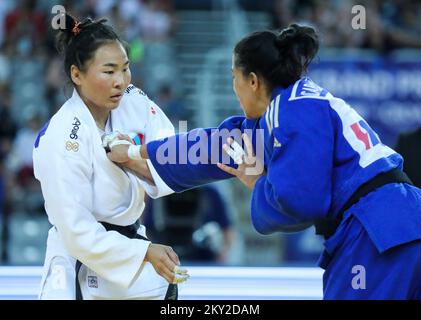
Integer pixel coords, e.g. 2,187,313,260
102,60,130,67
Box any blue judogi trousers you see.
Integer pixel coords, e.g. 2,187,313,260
320,215,421,299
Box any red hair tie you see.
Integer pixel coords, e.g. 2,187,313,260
72,21,81,36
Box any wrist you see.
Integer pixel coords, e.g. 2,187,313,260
128,144,142,160
140,144,149,159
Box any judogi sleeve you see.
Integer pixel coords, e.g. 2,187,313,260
140,99,176,198
34,123,149,288
251,99,333,235
146,116,259,192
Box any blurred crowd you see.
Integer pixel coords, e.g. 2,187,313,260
0,0,420,264
262,0,421,51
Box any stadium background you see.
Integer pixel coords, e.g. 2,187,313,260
0,0,420,299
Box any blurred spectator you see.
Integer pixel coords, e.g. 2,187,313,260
6,111,42,176
139,0,176,42
5,0,47,57
45,55,67,116
395,127,421,188
0,41,12,83
382,0,421,50
105,4,130,38
0,0,14,48
142,185,235,264
0,84,15,264
0,84,17,161
0,159,8,263
155,84,191,125
5,110,44,216
271,0,421,51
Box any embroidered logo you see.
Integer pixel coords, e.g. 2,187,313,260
124,85,146,97
133,133,144,145
125,85,136,94
350,120,380,150
70,117,81,140
88,276,98,288
65,141,79,152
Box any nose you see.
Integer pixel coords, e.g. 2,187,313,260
114,72,124,89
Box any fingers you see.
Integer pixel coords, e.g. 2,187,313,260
174,265,188,275
106,144,130,163
173,272,190,284
173,265,189,284
160,265,176,284
166,246,180,266
217,162,239,177
224,135,255,166
162,251,178,274
222,138,245,165
160,255,189,284
102,132,134,152
146,244,190,284
109,139,132,149
117,133,133,143
101,132,120,149
242,133,254,158
222,144,241,165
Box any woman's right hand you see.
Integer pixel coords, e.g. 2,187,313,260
217,134,265,190
144,243,183,284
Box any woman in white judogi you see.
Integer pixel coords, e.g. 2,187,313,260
33,14,185,300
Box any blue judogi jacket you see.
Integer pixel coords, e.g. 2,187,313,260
147,77,421,257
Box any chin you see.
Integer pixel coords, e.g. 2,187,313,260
243,110,259,119
108,102,120,109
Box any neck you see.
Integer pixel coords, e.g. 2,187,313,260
78,92,109,130
87,103,109,130
255,93,271,117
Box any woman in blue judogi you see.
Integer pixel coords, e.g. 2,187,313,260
107,24,421,299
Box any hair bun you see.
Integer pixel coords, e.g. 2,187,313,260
276,24,317,48
275,24,298,48
55,14,78,52
55,14,106,54
274,23,319,72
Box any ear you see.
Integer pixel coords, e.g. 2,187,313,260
70,65,83,86
248,72,259,92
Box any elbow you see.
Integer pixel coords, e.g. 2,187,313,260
271,189,331,221
251,212,312,235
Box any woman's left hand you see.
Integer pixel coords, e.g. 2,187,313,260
106,133,133,163
217,133,265,190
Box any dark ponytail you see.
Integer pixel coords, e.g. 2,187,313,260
55,13,127,84
234,23,319,90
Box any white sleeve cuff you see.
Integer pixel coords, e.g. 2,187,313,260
140,159,174,199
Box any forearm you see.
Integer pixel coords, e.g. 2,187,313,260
251,176,313,234
125,158,154,185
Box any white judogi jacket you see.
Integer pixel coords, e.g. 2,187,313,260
33,85,175,299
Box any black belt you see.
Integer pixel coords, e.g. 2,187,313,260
315,168,413,240
75,221,177,300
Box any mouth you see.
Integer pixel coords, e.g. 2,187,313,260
110,93,123,101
